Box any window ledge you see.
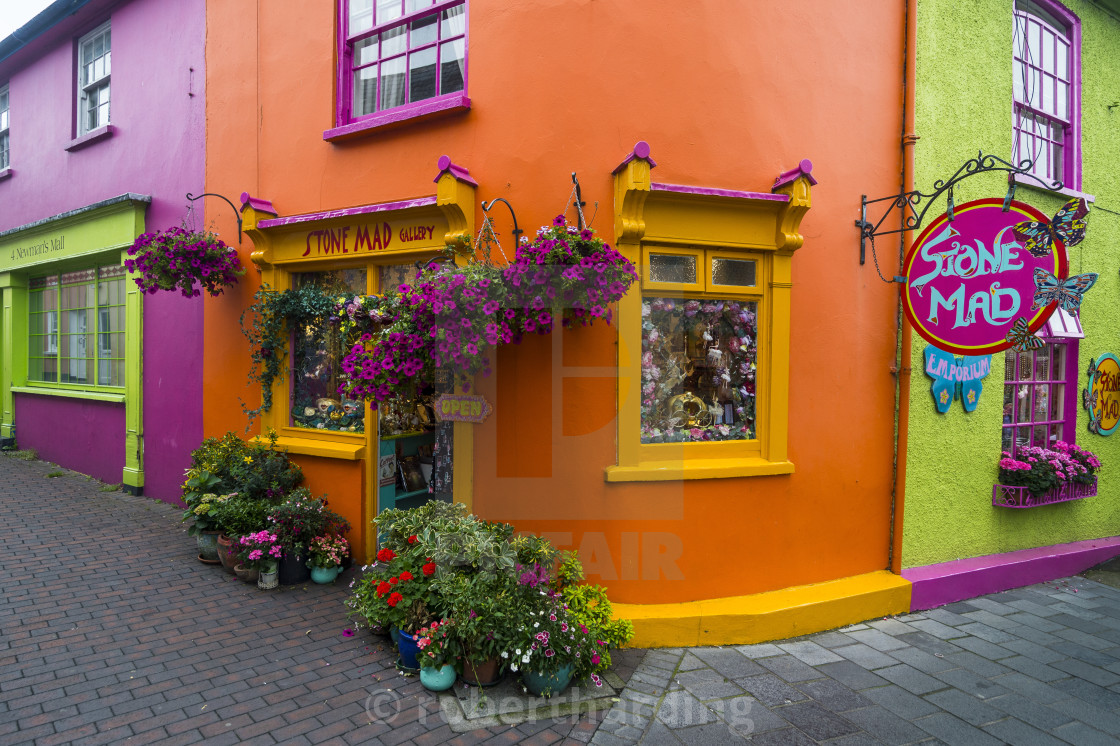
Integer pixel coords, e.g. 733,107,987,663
0,168,11,182
324,95,470,142
253,434,366,460
11,385,125,403
65,124,116,152
1010,172,1094,203
605,458,795,482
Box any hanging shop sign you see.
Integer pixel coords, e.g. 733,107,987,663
902,198,1094,356
923,345,992,414
435,394,493,424
1085,353,1120,436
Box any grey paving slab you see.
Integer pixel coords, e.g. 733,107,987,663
861,684,942,719
846,629,910,652
740,727,817,745
986,692,1074,731
793,678,872,713
736,674,809,707
815,661,888,691
736,644,784,660
661,721,751,745
1051,721,1120,746
941,650,1011,678
886,646,957,674
956,622,1019,644
690,648,767,679
948,635,1015,660
708,695,790,736
1053,675,1120,709
756,655,825,684
1049,695,1120,735
673,669,745,702
867,618,917,637
981,717,1069,746
912,711,1003,746
804,632,853,650
907,619,968,641
833,644,899,671
841,704,931,746
875,664,947,696
772,702,860,741
656,689,719,728
930,668,1008,700
924,688,1003,726
777,642,843,666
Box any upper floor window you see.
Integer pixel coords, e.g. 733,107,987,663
77,22,111,135
340,0,466,124
1013,1,1079,187
0,84,9,170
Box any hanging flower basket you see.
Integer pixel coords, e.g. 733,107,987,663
126,226,244,297
993,477,1097,508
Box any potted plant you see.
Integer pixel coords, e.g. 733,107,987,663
995,441,1102,507
365,545,441,670
126,225,244,298
235,530,283,589
180,468,228,564
268,489,351,584
308,534,350,584
208,492,277,574
415,618,457,691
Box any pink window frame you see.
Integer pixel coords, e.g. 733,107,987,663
1012,0,1081,190
1001,336,1080,457
334,0,469,129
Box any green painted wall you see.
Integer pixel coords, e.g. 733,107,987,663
903,0,1120,567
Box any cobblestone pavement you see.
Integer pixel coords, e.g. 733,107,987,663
0,453,640,745
6,451,1120,745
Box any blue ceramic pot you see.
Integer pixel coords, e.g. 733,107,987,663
420,663,456,691
310,565,340,584
522,664,574,697
397,629,420,670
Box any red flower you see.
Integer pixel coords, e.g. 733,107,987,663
375,581,391,597
389,577,398,584
407,535,418,544
376,548,396,562
386,592,403,607
399,571,414,582
422,562,436,576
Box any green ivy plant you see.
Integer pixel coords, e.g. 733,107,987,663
240,283,338,420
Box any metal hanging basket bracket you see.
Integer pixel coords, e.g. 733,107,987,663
185,192,243,244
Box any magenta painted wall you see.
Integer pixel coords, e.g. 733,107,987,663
14,394,125,484
0,0,205,503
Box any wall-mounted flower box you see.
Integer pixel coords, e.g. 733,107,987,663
992,477,1097,509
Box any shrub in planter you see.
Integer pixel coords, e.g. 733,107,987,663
126,226,244,298
183,429,303,501
267,489,351,554
208,492,276,540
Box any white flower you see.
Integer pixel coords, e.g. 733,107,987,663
510,664,519,672
501,651,509,658
534,622,539,628
522,654,531,663
515,649,522,655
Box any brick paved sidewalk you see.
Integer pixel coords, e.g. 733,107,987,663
0,454,641,746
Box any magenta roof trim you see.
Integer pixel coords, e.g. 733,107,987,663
256,197,440,228
433,154,477,186
239,193,277,216
651,183,789,202
772,159,817,189
612,141,658,175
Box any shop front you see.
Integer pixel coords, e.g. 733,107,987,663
0,194,147,490
239,160,478,560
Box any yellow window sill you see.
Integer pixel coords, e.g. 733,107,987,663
605,458,794,482
11,386,126,403
253,434,366,460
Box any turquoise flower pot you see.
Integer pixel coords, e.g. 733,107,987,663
522,663,574,697
310,565,340,584
420,663,456,691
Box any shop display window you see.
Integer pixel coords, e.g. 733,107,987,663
641,298,757,443
77,21,111,136
339,0,466,125
639,247,763,445
1001,337,1077,456
1013,0,1079,187
29,265,125,387
289,269,368,432
0,83,9,170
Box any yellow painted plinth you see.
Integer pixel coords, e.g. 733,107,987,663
614,571,912,648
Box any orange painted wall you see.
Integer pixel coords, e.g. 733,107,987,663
204,0,906,604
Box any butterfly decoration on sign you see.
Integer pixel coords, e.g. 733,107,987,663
1032,268,1097,311
924,346,992,414
1004,317,1045,353
1012,197,1090,258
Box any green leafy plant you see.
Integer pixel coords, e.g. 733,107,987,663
182,429,303,501
240,283,338,419
208,492,276,539
267,488,350,551
308,534,351,568
364,545,441,632
45,470,65,478
415,618,458,669
558,553,634,681
180,488,230,536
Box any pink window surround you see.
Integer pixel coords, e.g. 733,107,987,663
1012,0,1081,190
1001,336,1079,458
333,0,469,138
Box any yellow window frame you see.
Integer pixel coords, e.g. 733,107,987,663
607,152,813,482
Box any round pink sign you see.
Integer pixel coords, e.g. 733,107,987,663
902,198,1066,355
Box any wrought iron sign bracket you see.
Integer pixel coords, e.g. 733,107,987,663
185,192,243,244
855,151,1060,277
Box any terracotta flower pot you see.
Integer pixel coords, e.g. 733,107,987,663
461,657,503,687
216,534,238,575
234,563,260,583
